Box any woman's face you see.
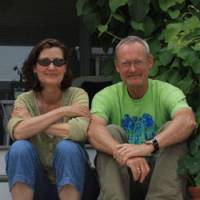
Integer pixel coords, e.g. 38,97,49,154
33,47,67,89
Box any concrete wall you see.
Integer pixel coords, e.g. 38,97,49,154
0,46,32,81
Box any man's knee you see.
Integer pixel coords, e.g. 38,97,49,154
159,142,188,158
146,142,188,200
106,124,127,143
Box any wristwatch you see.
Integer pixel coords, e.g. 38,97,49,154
145,138,160,154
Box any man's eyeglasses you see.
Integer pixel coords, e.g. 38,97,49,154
37,58,66,67
120,60,146,69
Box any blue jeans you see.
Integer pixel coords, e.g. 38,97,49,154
5,139,87,199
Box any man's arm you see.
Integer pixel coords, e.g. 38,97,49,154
116,108,196,163
88,114,119,155
88,114,151,183
155,108,196,148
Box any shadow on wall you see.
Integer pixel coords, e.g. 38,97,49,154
72,75,113,107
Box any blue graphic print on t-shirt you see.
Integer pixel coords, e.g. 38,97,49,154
121,113,157,144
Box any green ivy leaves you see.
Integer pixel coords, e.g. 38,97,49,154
159,0,184,11
128,0,150,21
109,0,128,13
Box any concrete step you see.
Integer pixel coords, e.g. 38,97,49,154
0,146,8,177
0,146,11,200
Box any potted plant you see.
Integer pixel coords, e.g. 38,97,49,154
177,127,200,199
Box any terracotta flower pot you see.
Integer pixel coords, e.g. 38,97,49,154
189,186,200,200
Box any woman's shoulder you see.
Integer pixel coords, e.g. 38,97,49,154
14,90,36,107
16,90,35,100
64,86,86,94
63,87,88,99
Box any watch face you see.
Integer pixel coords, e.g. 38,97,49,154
145,140,153,145
145,138,159,153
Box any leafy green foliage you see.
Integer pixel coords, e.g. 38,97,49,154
76,0,200,186
128,0,150,21
109,0,128,13
159,0,185,12
178,130,200,186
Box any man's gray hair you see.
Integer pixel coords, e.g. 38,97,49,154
114,36,151,63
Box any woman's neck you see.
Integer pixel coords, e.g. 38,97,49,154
38,88,63,105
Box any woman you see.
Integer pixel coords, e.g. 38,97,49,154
5,38,90,200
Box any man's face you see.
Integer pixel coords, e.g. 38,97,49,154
115,42,153,88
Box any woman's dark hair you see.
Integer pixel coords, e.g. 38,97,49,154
22,38,72,92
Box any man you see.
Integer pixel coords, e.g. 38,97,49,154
88,36,196,200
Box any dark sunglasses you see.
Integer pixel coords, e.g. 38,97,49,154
37,58,66,67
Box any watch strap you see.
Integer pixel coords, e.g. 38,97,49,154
151,138,159,153
145,138,160,154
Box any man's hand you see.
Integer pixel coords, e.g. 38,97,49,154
114,143,153,165
126,157,150,183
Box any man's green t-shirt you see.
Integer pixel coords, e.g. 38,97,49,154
91,79,190,144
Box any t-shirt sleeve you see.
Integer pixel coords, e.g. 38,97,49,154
161,84,191,117
7,94,27,139
91,88,113,123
